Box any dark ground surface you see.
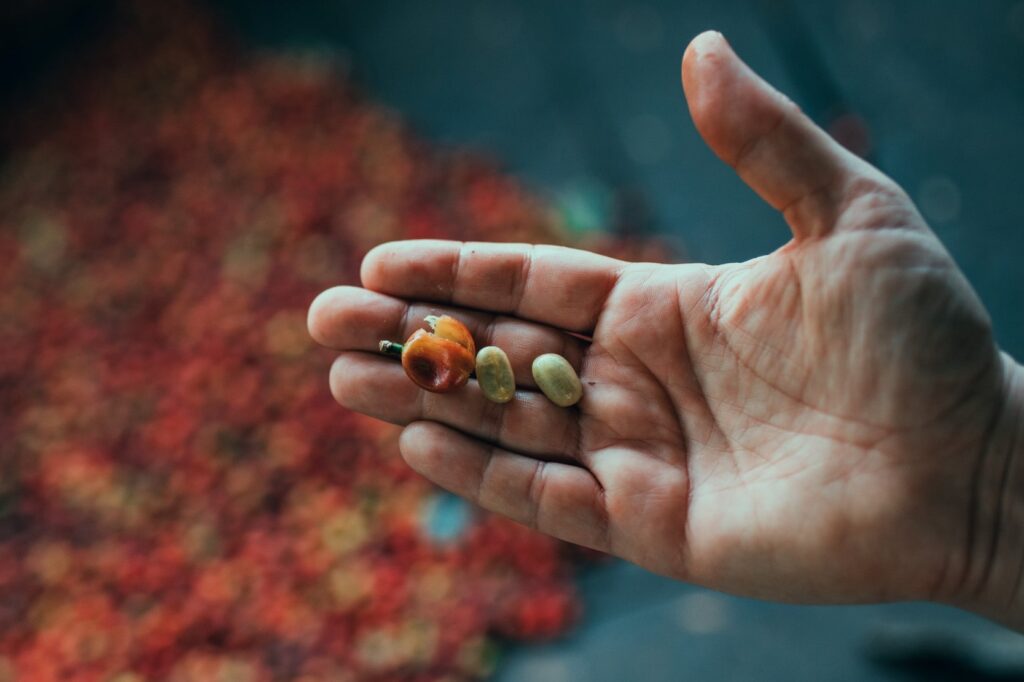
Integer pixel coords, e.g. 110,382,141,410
206,1,1024,680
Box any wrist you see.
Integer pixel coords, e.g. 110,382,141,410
946,353,1024,628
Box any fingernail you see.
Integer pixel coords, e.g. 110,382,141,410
693,30,727,51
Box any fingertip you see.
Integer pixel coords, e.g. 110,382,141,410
359,242,392,289
398,421,443,476
329,351,391,411
682,30,727,70
360,239,456,293
328,353,352,408
307,286,343,347
309,285,400,349
681,30,730,92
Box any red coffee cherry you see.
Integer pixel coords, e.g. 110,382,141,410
380,315,475,392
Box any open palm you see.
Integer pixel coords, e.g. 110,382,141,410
309,33,1010,606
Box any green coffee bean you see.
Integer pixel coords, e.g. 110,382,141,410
531,353,582,407
476,346,515,403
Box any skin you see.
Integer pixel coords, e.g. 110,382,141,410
308,32,1024,626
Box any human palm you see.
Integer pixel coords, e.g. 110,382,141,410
309,32,1007,606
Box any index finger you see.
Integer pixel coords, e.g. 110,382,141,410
360,240,624,333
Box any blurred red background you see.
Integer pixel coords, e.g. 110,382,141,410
0,2,667,680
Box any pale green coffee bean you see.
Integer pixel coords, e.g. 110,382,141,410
476,346,515,403
531,353,582,407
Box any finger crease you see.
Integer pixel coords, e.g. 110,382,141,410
395,302,414,341
590,265,625,333
526,460,548,530
780,179,838,237
488,399,509,445
479,315,499,349
732,105,788,174
476,446,499,506
415,386,428,422
450,242,467,302
512,245,535,317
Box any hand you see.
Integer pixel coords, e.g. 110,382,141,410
308,32,1023,613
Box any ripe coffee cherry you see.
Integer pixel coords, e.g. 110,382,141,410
380,315,475,392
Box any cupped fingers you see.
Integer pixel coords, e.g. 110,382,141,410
399,421,610,552
330,351,580,460
309,285,584,388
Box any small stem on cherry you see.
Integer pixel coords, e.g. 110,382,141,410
378,340,403,357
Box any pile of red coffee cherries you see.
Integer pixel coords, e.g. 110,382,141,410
0,2,664,680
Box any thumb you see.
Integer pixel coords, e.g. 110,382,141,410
681,31,890,240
